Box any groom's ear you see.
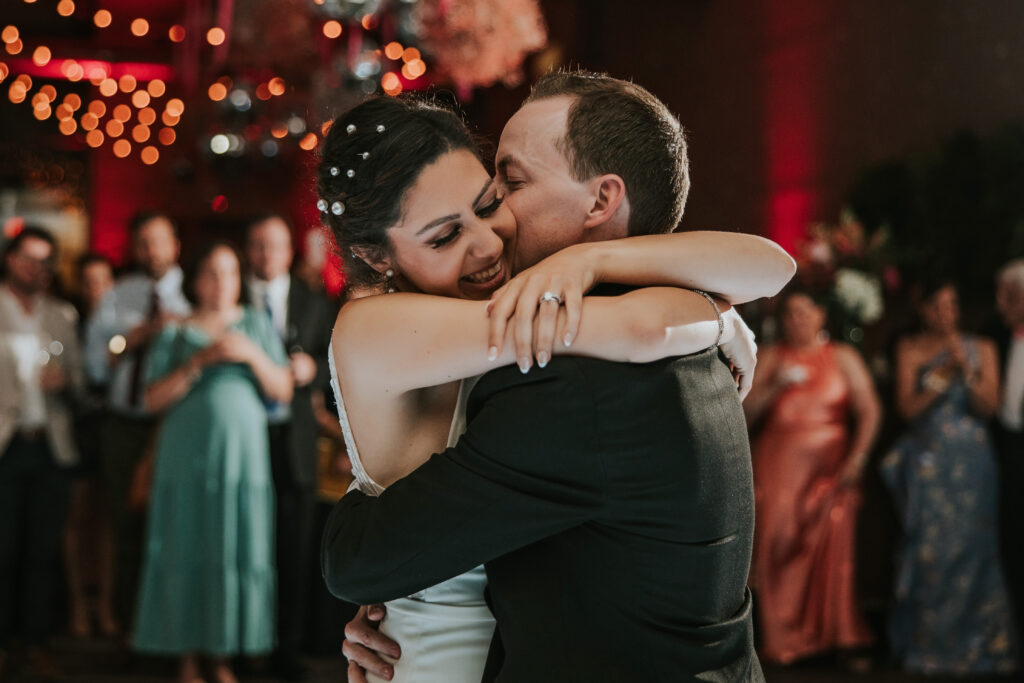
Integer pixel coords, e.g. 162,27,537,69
582,174,628,230
351,246,394,275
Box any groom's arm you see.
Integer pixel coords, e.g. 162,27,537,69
321,360,604,605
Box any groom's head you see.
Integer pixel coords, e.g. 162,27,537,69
497,70,689,270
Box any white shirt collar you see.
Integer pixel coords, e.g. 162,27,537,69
154,265,184,299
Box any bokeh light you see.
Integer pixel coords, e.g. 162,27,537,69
402,47,421,63
85,129,103,147
168,25,186,42
138,107,156,125
208,83,227,101
93,10,112,28
131,90,150,108
158,127,175,145
271,124,287,139
118,74,137,93
98,78,117,97
381,72,402,96
141,146,159,165
39,84,56,102
2,27,19,44
81,112,98,130
87,100,105,116
105,119,124,137
130,19,149,37
6,39,23,55
32,46,51,67
131,124,150,143
59,118,76,135
147,79,165,97
206,28,225,46
112,139,131,158
323,21,342,39
33,104,51,121
56,0,75,17
384,42,404,60
268,77,285,96
63,93,81,110
161,110,180,126
165,98,184,116
255,83,271,100
0,63,8,83
299,132,318,150
113,104,131,122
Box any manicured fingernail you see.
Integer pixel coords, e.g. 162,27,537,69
563,332,574,347
488,346,498,361
518,356,531,373
537,351,549,368
485,301,493,313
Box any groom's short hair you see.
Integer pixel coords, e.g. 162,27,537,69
525,70,689,236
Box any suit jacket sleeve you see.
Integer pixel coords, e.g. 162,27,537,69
321,358,606,605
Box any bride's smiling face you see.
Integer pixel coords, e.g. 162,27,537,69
384,149,515,300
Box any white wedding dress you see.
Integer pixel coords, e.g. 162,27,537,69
328,349,495,683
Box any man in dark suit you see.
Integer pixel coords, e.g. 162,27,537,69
324,71,780,682
994,259,1024,651
245,214,333,680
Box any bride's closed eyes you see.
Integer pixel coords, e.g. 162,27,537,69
427,192,505,250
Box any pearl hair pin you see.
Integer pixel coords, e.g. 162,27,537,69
330,166,340,176
316,199,327,212
346,124,356,134
331,201,345,216
346,169,355,178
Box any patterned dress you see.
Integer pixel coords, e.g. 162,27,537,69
882,337,1018,674
133,307,286,655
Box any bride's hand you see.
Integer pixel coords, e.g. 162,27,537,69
485,245,595,372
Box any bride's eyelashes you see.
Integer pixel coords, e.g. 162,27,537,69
474,195,504,218
430,225,462,249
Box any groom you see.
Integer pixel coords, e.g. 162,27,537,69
323,71,783,682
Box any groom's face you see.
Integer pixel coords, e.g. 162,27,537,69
496,96,594,272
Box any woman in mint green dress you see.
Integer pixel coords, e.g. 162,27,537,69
133,242,294,683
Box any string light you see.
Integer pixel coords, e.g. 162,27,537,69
323,21,342,39
32,46,51,67
147,79,165,97
56,0,75,17
118,74,137,93
130,19,149,37
131,90,150,108
112,139,131,158
94,10,112,28
206,27,225,46
141,146,159,165
168,25,186,42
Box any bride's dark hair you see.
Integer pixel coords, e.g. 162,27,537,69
317,95,481,290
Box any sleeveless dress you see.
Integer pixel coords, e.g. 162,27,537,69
134,308,283,655
328,345,495,683
881,338,1018,674
750,343,873,663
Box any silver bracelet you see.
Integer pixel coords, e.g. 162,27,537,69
694,289,725,347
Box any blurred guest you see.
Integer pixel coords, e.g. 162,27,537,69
744,289,879,664
133,242,292,683
65,253,119,639
244,214,332,680
882,279,1017,674
84,212,190,632
995,259,1024,651
0,226,84,678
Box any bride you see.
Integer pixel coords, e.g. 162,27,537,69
318,95,792,682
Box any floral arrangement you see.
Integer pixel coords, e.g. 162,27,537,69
795,210,899,341
415,0,548,91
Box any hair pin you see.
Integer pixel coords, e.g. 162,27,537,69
359,152,370,160
330,166,340,176
331,201,345,216
346,124,356,134
316,199,327,212
376,124,386,133
346,169,355,178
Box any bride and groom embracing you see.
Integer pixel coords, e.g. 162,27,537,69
319,70,795,682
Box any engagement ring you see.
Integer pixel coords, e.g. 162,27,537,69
539,292,563,305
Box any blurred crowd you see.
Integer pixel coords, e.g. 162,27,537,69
0,213,347,683
1,214,1023,681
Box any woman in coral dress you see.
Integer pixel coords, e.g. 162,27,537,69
744,289,880,664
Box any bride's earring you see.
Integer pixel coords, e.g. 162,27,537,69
385,269,396,293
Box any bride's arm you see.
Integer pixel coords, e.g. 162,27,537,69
332,287,726,398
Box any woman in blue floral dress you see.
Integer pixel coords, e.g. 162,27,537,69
883,280,1017,674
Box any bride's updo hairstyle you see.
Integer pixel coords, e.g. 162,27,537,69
317,96,480,290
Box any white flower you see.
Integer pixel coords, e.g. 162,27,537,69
834,268,884,324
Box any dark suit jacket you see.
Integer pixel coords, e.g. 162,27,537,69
322,345,762,682
248,276,334,485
